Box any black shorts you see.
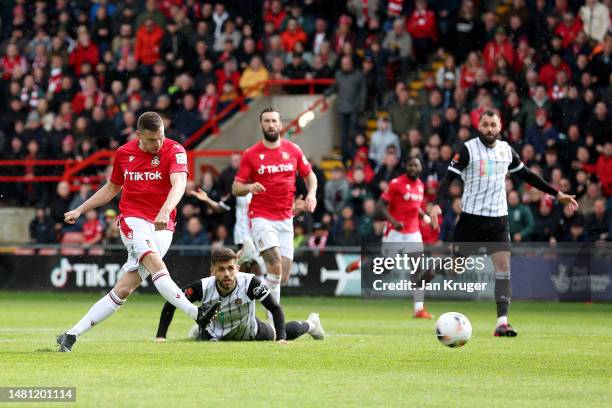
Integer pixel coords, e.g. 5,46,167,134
453,212,511,254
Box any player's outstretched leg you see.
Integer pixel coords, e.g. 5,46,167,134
57,270,140,352
492,252,517,337
142,253,200,320
285,313,324,340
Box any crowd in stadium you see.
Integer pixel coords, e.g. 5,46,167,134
0,0,610,247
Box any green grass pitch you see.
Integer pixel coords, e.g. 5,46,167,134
1,292,611,407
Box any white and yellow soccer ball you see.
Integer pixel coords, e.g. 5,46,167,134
435,312,472,348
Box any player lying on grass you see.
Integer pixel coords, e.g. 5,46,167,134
154,247,324,342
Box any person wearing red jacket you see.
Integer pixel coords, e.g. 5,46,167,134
281,19,307,52
135,18,164,66
264,0,287,31
1,43,27,80
406,0,437,63
539,54,572,90
483,27,515,74
555,12,583,48
579,141,612,197
69,31,99,76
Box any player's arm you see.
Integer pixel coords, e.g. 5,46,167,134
376,196,403,231
232,154,265,196
247,277,287,341
155,280,203,340
155,171,187,230
418,208,433,225
510,148,578,210
431,144,469,218
303,170,318,212
64,181,122,224
191,188,233,214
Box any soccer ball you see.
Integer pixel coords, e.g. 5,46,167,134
435,312,472,348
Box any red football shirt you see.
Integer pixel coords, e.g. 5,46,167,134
83,219,103,242
381,174,424,234
110,138,188,231
235,139,312,220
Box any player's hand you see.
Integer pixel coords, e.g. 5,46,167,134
304,194,317,213
64,209,82,224
249,182,266,194
293,195,306,214
190,187,209,202
557,192,578,212
392,220,404,231
430,205,442,218
422,214,431,225
153,337,167,343
154,209,170,231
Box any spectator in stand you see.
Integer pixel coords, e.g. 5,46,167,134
586,198,610,242
388,87,420,137
178,216,209,256
308,222,329,251
69,29,99,77
439,197,461,242
382,18,413,81
406,0,437,64
587,102,611,148
103,209,120,245
281,19,307,53
576,140,612,197
555,12,583,48
580,0,610,42
483,27,514,75
82,209,103,247
324,166,350,217
589,35,611,88
539,53,573,90
135,17,164,68
49,180,73,233
30,205,57,244
198,83,219,122
578,183,603,215
264,0,287,31
368,116,400,170
507,190,535,242
173,93,204,140
239,55,269,98
328,56,366,164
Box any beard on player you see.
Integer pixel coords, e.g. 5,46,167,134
406,158,422,180
479,130,498,147
262,125,280,142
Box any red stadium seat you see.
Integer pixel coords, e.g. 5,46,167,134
60,232,85,256
14,248,35,255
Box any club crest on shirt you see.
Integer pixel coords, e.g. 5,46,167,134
129,155,135,162
281,151,289,160
259,154,265,160
151,155,160,167
234,298,242,306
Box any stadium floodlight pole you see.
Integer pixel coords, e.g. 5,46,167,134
430,110,578,337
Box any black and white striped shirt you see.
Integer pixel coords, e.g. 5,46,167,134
200,272,270,340
448,137,523,217
156,272,272,341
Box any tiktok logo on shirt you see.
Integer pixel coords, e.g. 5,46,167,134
123,170,163,181
257,163,295,175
